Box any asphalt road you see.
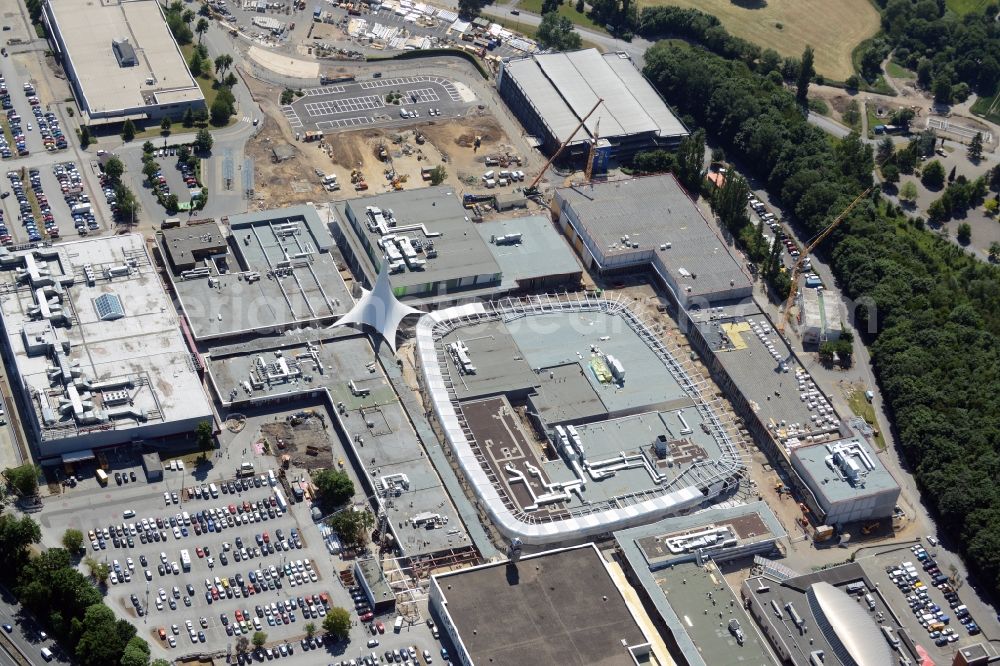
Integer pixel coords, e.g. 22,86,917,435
0,585,70,665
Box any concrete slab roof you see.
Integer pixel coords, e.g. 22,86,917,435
434,544,649,666
206,333,471,556
691,308,842,448
164,208,352,340
46,0,202,114
475,216,582,290
556,175,751,302
791,437,899,503
501,50,687,145
331,187,501,293
0,235,211,445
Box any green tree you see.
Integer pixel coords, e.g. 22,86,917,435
957,222,972,244
196,17,209,42
429,165,447,186
189,51,203,78
305,622,317,639
79,124,92,148
194,127,214,153
968,132,984,161
881,163,900,185
152,660,172,666
899,180,918,202
313,469,355,512
876,136,895,163
0,513,40,575
160,117,172,134
5,464,39,496
224,72,238,88
142,140,155,155
178,144,191,162
121,118,136,142
933,75,952,104
322,607,352,641
457,0,487,18
104,156,125,182
142,160,160,181
845,74,860,90
182,107,195,128
164,193,179,213
796,46,814,105
119,636,151,666
182,8,195,24
575,0,584,11
195,421,213,456
210,97,232,126
921,160,945,189
989,240,1000,262
327,507,374,549
236,637,250,654
536,13,582,51
252,631,267,649
632,149,675,174
62,528,84,553
74,603,135,666
711,171,750,234
675,129,705,194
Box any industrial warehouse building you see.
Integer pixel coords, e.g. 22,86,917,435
43,0,205,123
790,437,900,525
554,175,753,308
497,49,688,163
0,235,213,460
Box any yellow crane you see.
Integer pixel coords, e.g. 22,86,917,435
777,187,872,333
525,98,604,196
584,114,601,183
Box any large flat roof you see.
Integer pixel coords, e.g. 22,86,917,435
475,216,582,290
791,437,899,503
557,175,751,302
206,332,471,556
691,307,842,450
46,0,202,114
163,208,353,340
0,235,211,445
501,49,687,145
434,545,648,666
333,187,501,293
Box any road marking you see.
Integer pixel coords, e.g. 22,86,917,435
405,88,440,103
303,95,384,117
303,85,347,96
280,105,303,128
315,116,373,129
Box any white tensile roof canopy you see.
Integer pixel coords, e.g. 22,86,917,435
331,263,422,353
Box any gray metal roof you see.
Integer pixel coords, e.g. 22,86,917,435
791,437,900,503
807,582,895,666
475,216,582,289
502,50,686,144
558,175,752,301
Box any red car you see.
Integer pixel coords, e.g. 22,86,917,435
375,621,385,634
235,609,244,622
196,547,205,558
262,532,270,544
359,611,373,622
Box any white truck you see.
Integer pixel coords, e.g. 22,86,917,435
180,549,191,572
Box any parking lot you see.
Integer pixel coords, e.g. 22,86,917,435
863,544,986,663
284,75,472,134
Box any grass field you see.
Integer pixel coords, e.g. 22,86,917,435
885,60,915,79
639,0,879,80
847,389,886,450
516,0,602,30
971,92,1000,125
946,0,989,15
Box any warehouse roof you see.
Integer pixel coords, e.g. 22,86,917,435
792,437,900,503
501,49,687,145
434,545,649,666
475,216,582,289
47,0,202,115
558,175,751,302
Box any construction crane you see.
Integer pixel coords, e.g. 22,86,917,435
584,114,601,183
777,187,872,333
525,98,603,196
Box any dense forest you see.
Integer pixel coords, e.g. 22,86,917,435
643,43,1000,596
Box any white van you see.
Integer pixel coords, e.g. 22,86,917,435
267,470,277,487
209,483,218,498
182,511,190,525
41,647,53,661
394,615,404,632
399,107,409,118
864,593,876,610
123,509,135,519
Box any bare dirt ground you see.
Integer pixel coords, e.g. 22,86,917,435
244,69,531,205
260,418,334,470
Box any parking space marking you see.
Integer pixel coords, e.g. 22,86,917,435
315,116,373,129
303,85,346,96
406,87,440,103
303,94,384,117
281,105,303,128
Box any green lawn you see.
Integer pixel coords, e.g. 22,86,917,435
946,0,989,15
489,14,602,50
971,92,1000,125
885,60,915,79
180,43,221,110
866,105,882,138
515,0,603,31
847,389,887,451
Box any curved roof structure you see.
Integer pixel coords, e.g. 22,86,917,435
331,263,421,353
806,581,894,666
